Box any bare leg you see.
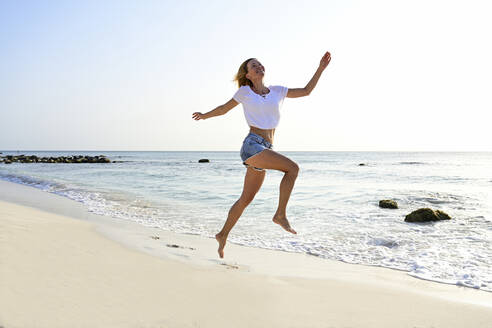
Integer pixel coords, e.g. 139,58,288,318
245,149,299,234
272,171,298,234
215,167,265,258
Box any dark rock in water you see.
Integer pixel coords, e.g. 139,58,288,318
198,159,210,163
379,200,398,209
4,160,12,164
358,163,366,166
0,154,112,164
405,208,451,223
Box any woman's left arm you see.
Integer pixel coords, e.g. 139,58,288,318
286,51,331,98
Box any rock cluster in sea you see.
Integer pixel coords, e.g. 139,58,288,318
0,155,111,164
378,199,452,223
404,208,451,222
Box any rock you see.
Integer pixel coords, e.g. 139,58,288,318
379,200,398,209
358,163,366,166
0,154,111,164
405,208,451,223
198,159,210,163
5,160,12,164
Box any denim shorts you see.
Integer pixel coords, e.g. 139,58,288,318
240,132,273,171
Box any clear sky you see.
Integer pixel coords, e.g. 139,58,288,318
1,0,491,151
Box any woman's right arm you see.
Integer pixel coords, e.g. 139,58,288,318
192,98,239,121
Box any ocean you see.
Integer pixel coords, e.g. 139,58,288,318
1,150,491,291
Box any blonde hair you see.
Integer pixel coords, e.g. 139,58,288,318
233,58,256,88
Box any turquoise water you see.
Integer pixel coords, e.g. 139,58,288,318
1,151,491,291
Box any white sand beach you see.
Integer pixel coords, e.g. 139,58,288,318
1,179,491,328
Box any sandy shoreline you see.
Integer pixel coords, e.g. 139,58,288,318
1,180,491,327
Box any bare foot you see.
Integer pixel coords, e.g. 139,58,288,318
273,215,297,234
215,233,227,258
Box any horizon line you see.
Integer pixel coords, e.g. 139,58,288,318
1,150,491,153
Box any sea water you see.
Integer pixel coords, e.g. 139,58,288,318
1,151,491,291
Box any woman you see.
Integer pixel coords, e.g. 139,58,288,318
192,51,331,258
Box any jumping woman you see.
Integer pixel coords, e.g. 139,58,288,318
192,51,331,258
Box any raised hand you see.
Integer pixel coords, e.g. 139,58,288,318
319,51,331,71
192,112,205,120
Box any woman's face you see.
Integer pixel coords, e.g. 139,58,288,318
246,59,265,81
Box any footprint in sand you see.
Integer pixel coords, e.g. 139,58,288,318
220,262,239,270
149,236,196,250
165,243,195,251
209,259,244,271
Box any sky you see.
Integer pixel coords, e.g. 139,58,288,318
1,0,491,151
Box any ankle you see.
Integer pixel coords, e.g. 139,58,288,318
216,232,227,239
274,212,286,218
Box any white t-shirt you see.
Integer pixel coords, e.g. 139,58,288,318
233,85,288,129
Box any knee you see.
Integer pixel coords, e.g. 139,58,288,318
288,162,299,177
